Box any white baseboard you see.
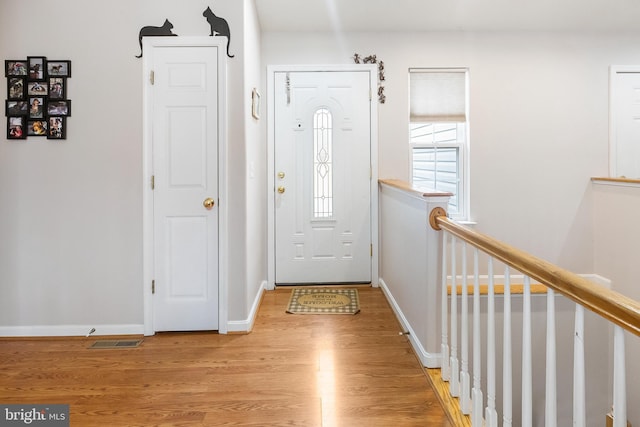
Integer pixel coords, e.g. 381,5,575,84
226,280,267,333
379,278,441,368
0,324,144,337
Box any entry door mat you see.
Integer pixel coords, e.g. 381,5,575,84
286,288,360,315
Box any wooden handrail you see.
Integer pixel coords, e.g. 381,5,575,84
591,177,640,185
430,210,640,337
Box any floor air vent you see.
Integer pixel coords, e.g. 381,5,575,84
89,339,143,349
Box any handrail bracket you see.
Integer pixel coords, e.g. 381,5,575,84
429,207,447,231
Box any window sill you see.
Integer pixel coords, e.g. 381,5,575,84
591,177,640,188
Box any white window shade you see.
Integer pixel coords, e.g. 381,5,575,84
410,70,466,123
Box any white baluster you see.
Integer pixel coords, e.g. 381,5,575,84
503,267,513,427
613,326,627,427
573,305,585,427
546,288,557,427
485,258,498,427
460,242,471,414
441,232,450,381
522,275,532,427
450,236,460,396
471,249,484,427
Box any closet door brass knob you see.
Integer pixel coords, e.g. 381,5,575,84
203,198,215,209
277,186,285,194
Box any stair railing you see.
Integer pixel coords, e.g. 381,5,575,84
429,207,640,427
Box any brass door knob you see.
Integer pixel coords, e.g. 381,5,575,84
277,172,285,179
277,186,285,194
203,198,215,209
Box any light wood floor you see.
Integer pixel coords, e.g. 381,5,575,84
0,287,452,426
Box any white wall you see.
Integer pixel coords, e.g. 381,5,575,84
0,0,262,334
593,182,640,426
262,31,640,273
241,0,268,326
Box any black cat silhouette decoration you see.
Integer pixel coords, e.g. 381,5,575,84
135,19,177,58
203,7,234,58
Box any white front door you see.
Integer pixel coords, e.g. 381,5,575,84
274,71,372,284
151,45,219,331
612,70,640,178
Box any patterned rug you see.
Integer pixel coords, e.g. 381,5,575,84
286,288,360,315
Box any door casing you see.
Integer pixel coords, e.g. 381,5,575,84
266,64,379,290
142,37,228,335
609,65,640,178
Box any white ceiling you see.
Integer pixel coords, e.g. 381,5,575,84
255,0,640,32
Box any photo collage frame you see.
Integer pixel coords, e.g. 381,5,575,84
5,56,71,140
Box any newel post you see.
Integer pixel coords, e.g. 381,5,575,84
425,204,449,368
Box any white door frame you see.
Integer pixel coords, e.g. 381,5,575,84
266,64,379,290
609,65,640,177
142,37,228,335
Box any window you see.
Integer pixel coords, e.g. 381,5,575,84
313,107,333,218
409,69,469,219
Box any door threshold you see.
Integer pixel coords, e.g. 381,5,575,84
275,282,372,289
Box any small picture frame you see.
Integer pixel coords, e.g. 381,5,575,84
27,56,46,80
47,116,66,140
5,60,28,77
47,60,71,77
27,119,48,136
8,77,26,100
48,77,65,99
29,97,45,119
27,81,48,96
47,99,71,116
6,100,28,116
7,116,27,139
251,88,260,120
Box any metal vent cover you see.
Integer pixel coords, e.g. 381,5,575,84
89,339,143,349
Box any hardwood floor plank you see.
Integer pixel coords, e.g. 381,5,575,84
0,287,452,426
